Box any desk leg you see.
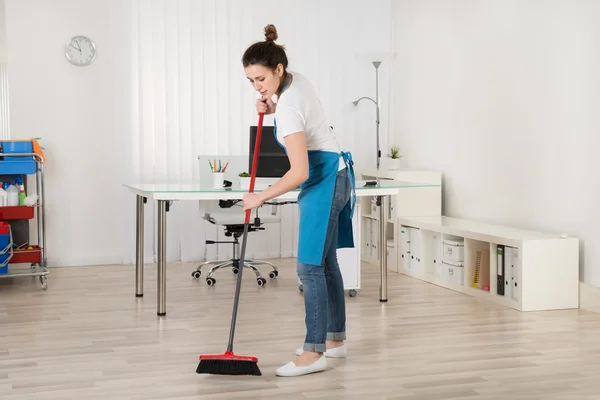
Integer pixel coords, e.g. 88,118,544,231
378,195,388,302
135,195,146,297
157,200,168,316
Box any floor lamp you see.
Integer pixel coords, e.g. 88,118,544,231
352,61,382,171
352,60,388,302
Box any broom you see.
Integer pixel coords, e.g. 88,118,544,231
196,112,265,376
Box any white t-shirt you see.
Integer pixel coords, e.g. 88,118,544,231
274,72,345,170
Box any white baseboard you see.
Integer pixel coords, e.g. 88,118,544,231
46,256,126,268
580,282,600,313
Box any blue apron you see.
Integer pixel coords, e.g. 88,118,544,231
273,77,356,266
295,150,356,266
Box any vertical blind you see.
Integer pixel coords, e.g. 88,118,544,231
129,0,392,263
0,60,9,139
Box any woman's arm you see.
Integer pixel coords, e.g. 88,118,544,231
260,131,308,201
243,131,308,210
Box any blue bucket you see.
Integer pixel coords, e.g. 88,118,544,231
0,232,10,275
2,141,33,154
0,141,36,175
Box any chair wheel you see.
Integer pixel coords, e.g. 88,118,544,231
191,270,201,279
206,277,216,286
269,270,278,279
232,268,239,274
298,284,303,292
348,289,357,297
257,278,266,286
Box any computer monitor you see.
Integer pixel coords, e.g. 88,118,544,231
249,125,290,178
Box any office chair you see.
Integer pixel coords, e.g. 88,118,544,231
191,199,280,287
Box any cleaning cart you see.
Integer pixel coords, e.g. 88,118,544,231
0,139,48,289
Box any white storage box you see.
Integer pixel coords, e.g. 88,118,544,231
443,239,464,262
442,260,464,286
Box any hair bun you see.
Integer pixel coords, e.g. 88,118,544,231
264,24,278,42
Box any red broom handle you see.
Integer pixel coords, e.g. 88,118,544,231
246,112,264,224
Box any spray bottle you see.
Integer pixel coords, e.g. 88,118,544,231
14,177,25,206
6,181,18,207
0,182,7,207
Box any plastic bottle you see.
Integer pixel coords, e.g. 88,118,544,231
14,177,25,206
0,182,7,207
6,182,18,206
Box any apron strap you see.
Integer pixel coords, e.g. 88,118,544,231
341,151,356,217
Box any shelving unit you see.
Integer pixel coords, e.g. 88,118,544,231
358,169,443,271
396,216,579,312
0,141,47,289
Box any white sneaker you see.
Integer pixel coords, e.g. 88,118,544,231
275,355,327,377
295,345,347,358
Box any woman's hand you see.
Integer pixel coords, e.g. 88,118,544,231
256,97,276,115
243,193,265,211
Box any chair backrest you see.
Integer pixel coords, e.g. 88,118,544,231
196,154,282,226
200,200,281,226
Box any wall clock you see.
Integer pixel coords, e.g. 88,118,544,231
65,35,97,66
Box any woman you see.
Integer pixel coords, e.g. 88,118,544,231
242,24,356,377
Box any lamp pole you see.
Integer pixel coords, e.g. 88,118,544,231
373,61,381,171
352,61,387,302
353,61,382,171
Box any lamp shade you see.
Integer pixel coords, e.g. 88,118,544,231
353,51,398,63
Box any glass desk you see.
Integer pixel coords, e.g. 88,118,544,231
124,179,441,316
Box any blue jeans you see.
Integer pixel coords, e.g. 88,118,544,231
297,168,351,353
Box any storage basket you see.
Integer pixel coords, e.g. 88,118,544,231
0,222,13,274
0,140,37,175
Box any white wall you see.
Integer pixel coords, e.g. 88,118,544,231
4,0,392,267
0,0,9,139
5,0,135,266
390,0,600,287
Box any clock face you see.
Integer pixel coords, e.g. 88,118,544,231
65,36,96,66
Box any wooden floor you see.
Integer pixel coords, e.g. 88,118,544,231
1,260,600,399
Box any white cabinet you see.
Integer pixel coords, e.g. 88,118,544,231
337,203,361,290
397,216,579,312
358,169,443,272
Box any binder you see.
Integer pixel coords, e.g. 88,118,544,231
409,227,421,273
365,219,372,258
504,246,513,296
497,245,505,296
432,232,442,278
399,227,411,271
511,247,519,301
372,220,379,260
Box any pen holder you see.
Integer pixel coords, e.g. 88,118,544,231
212,172,225,189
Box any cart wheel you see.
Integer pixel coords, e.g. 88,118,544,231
232,268,239,274
298,284,303,292
206,277,216,286
257,278,266,286
348,290,357,298
191,270,201,279
269,270,278,279
39,276,47,290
